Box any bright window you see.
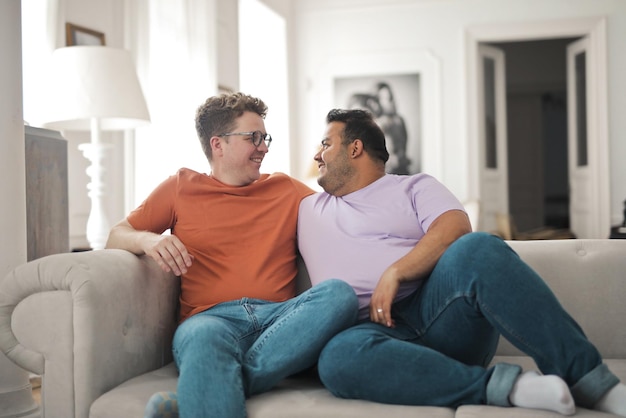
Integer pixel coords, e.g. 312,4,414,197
21,0,54,127
239,0,290,175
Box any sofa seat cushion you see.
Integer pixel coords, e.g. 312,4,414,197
455,405,615,417
602,359,626,382
90,362,455,418
90,363,178,418
91,358,626,417
247,378,455,417
490,356,626,383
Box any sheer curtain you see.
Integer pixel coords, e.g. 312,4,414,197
124,0,218,210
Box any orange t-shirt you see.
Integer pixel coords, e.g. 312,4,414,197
127,168,314,323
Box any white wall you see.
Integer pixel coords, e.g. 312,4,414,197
1,0,27,284
292,0,626,225
0,4,40,417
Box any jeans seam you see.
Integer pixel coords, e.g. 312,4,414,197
420,282,549,368
478,298,548,368
417,291,472,337
245,291,313,363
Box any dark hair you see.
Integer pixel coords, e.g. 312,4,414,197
195,92,268,161
326,109,389,164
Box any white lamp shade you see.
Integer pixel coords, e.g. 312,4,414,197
42,46,150,131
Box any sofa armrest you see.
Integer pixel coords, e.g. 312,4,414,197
0,249,179,418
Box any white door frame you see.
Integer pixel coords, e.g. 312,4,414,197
465,17,610,238
477,44,509,233
567,37,595,239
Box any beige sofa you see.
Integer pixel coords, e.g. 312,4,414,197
1,238,625,418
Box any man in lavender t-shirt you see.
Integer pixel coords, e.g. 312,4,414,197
296,109,626,416
298,173,464,320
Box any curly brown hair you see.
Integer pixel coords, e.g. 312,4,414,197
195,92,268,161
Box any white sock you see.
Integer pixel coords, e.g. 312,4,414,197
595,383,626,417
509,371,575,415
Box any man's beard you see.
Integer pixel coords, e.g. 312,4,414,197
317,152,354,196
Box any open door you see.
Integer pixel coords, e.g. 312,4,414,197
468,18,610,239
477,44,508,233
567,36,596,238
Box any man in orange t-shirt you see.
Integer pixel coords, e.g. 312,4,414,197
106,93,358,418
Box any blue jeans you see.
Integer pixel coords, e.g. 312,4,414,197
172,278,357,418
318,232,619,409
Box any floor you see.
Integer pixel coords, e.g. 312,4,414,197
31,375,41,405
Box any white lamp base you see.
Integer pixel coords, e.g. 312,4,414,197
78,142,112,250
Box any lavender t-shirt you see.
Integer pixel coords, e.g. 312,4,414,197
297,173,465,319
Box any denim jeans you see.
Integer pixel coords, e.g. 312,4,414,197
318,232,618,409
172,278,357,418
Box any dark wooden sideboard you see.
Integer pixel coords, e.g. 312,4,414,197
25,126,69,261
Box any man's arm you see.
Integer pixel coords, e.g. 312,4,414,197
370,209,471,327
106,219,193,276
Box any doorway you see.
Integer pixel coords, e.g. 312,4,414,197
488,38,578,233
466,17,610,239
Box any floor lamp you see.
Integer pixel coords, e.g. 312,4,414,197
42,46,150,250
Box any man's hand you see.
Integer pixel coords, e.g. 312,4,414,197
143,234,194,276
369,266,400,327
106,219,194,276
367,209,471,328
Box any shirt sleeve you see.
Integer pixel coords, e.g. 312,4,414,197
290,177,315,200
127,173,178,234
270,172,315,200
410,174,466,233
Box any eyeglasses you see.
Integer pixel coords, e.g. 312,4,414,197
219,131,272,148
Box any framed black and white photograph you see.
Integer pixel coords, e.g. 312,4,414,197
317,50,442,178
334,74,421,174
66,23,106,46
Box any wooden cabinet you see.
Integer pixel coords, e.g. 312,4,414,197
25,126,69,261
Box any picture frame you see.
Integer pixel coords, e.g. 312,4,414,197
335,73,421,174
65,23,106,46
316,50,442,179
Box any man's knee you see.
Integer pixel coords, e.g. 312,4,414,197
442,232,511,263
312,279,359,316
174,315,235,355
318,331,360,397
315,278,356,299
455,231,503,250
318,326,384,392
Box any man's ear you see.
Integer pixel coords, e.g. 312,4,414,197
210,136,223,155
351,139,364,158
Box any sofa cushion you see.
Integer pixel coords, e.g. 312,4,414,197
90,363,178,418
504,239,626,360
455,405,611,417
93,357,626,418
92,358,626,417
90,362,456,418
